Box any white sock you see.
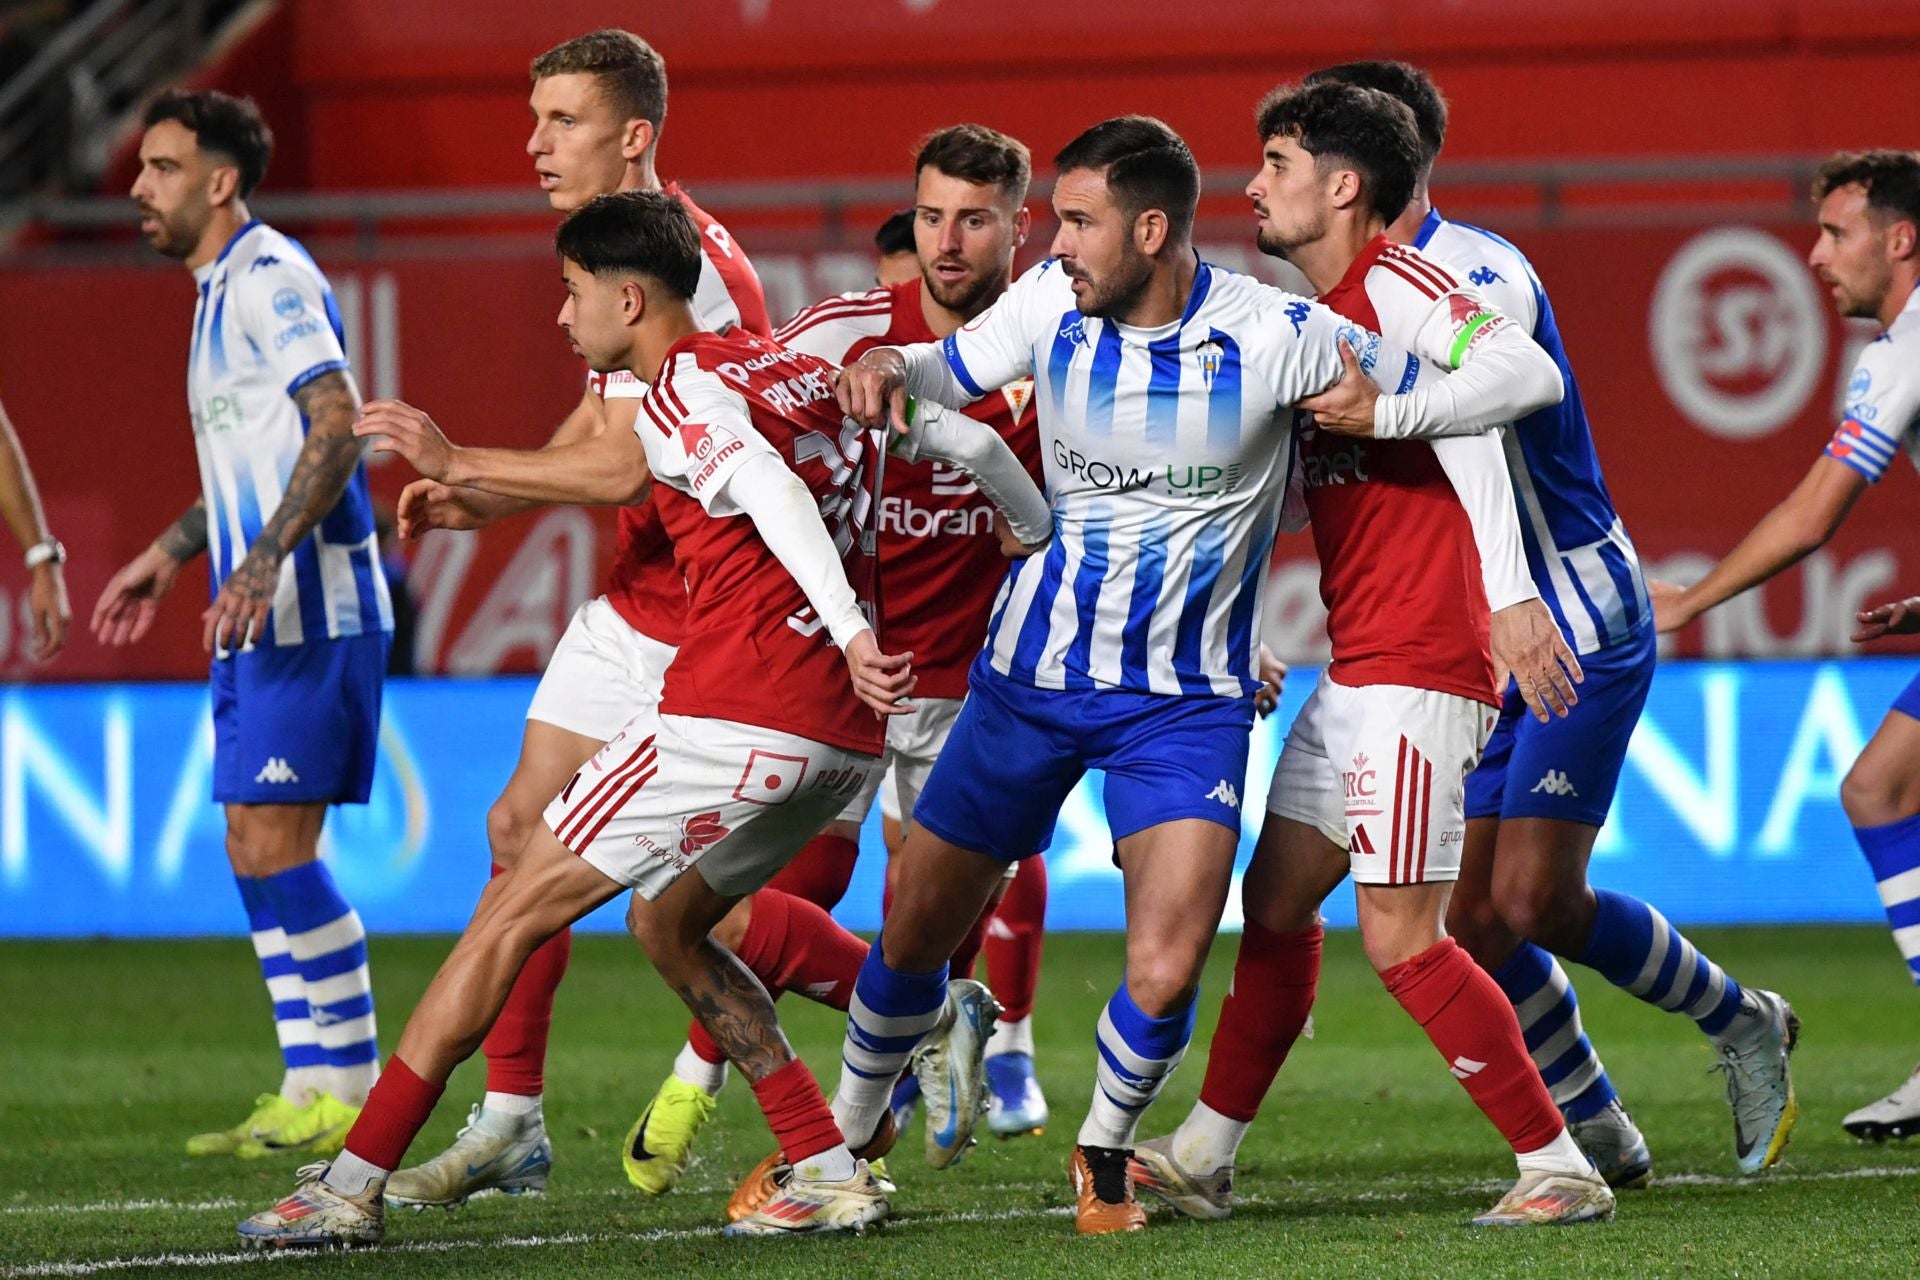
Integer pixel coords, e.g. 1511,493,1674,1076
1515,1126,1593,1177
986,1013,1035,1059
483,1090,542,1118
673,1042,730,1095
793,1143,857,1183
329,1061,378,1107
323,1150,389,1197
1171,1100,1249,1175
1077,1086,1141,1150
281,1066,331,1107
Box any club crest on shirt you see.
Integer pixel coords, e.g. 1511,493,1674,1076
1198,339,1223,391
1000,377,1035,420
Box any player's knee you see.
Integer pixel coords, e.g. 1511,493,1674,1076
486,794,539,867
1125,950,1203,1016
1445,891,1511,966
1495,877,1581,950
709,898,752,953
1841,757,1920,827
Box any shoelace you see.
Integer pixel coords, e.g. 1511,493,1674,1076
1081,1145,1132,1205
1712,1044,1785,1130
292,1161,331,1187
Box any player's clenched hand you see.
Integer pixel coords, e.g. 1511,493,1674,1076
844,629,914,717
1854,596,1920,643
26,563,69,660
201,541,279,654
1297,341,1380,437
1490,598,1582,722
835,349,911,435
395,477,495,539
355,400,461,482
993,509,1049,559
90,545,181,648
1254,642,1289,718
1647,578,1696,634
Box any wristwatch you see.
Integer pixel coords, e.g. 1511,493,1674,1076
23,538,65,570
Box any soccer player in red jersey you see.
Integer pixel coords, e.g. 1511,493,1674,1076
356,30,830,1206
1131,81,1613,1227
237,189,1050,1248
643,126,1056,1189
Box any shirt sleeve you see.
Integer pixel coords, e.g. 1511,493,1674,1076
1431,431,1539,612
1244,288,1426,411
640,368,780,516
893,398,1053,545
927,258,1056,403
235,262,350,399
1825,332,1920,484
721,451,870,650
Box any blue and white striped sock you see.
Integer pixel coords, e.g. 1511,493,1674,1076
261,861,380,1105
1854,812,1920,985
235,874,329,1105
1078,982,1197,1150
1491,942,1619,1122
833,939,947,1146
1579,889,1745,1040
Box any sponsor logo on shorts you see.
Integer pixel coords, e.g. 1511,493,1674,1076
810,764,868,798
678,811,730,856
1344,752,1380,814
253,757,300,784
1530,770,1579,798
1206,780,1239,809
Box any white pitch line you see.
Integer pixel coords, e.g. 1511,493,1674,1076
9,1164,1920,1276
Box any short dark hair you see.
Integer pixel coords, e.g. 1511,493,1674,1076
1304,60,1448,170
532,29,668,135
1814,150,1920,228
914,123,1032,202
143,88,273,197
1255,81,1424,223
1053,116,1199,241
874,207,917,256
554,190,701,300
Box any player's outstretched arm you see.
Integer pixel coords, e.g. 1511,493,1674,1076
1368,309,1562,441
92,497,203,648
356,396,653,508
1433,430,1581,720
1650,455,1867,634
201,371,364,652
720,451,914,717
893,399,1051,549
0,399,68,658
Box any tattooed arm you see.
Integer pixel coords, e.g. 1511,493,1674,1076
90,497,207,648
201,370,365,652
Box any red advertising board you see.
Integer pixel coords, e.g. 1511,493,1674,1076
2,216,1913,680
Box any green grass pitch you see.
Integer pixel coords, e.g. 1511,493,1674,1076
6,927,1920,1278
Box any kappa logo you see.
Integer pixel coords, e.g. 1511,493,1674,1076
1530,770,1579,798
254,758,300,785
1058,316,1087,347
1467,265,1505,287
678,811,730,856
1206,780,1240,809
1283,300,1311,337
248,254,282,272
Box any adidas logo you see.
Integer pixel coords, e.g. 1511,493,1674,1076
1206,780,1240,809
253,758,300,784
1530,770,1578,797
1352,824,1377,855
1449,1055,1488,1080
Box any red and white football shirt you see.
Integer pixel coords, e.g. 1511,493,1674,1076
1303,235,1514,706
775,279,1043,699
635,330,885,756
592,181,772,648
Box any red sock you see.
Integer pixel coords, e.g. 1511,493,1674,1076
343,1055,445,1171
482,863,571,1095
1382,937,1564,1154
1197,921,1322,1123
764,833,860,910
685,888,871,1065
984,857,1047,1021
750,1057,844,1164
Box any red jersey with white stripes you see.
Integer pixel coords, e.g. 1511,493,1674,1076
634,329,885,756
1304,235,1512,705
775,279,1043,699
592,181,772,647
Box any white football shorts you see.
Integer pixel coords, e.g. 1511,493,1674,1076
1266,671,1496,886
526,595,675,742
834,695,963,832
543,708,877,901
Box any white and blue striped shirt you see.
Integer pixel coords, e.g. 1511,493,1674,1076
1414,210,1649,655
906,257,1418,698
1824,283,1920,485
187,220,391,647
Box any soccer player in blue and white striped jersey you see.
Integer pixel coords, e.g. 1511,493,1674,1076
92,90,389,1159
824,115,1572,1234
1655,149,1920,1142
1314,61,1800,1181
